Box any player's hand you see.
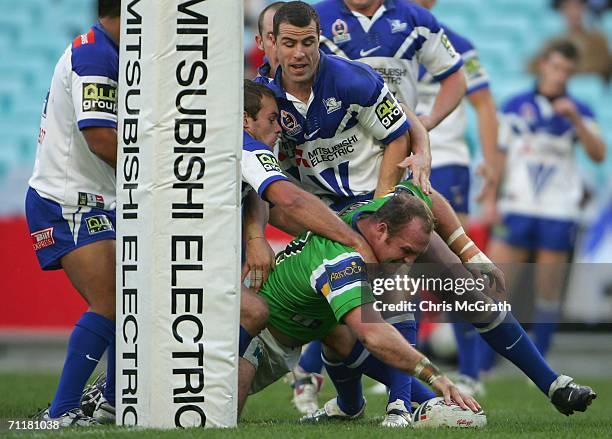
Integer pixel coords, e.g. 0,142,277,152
397,153,432,195
353,238,378,264
431,376,481,413
479,198,500,228
242,237,276,290
553,98,580,123
464,254,507,296
475,162,497,203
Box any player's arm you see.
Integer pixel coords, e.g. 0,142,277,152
265,180,378,263
419,68,466,131
343,304,480,412
242,190,276,289
468,87,499,202
399,104,432,195
553,98,605,163
375,131,410,198
82,127,117,169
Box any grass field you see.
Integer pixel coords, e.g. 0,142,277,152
1,373,610,438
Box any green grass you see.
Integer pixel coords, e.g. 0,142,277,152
1,373,610,438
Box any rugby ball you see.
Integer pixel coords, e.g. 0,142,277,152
412,397,487,428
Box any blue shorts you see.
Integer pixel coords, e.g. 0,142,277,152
429,165,470,214
494,213,576,252
25,187,116,270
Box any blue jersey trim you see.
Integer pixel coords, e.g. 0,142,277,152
466,82,489,96
381,120,410,144
257,175,289,201
78,119,117,130
243,131,272,153
431,59,463,82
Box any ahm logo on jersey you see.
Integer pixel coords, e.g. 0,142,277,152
376,93,403,128
326,256,367,291
82,83,117,114
86,215,114,235
256,153,282,173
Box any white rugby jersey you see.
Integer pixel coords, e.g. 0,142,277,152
268,51,410,207
315,0,463,109
497,90,600,220
242,131,288,204
417,25,490,168
29,23,118,210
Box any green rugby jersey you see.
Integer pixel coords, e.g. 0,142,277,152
259,180,431,343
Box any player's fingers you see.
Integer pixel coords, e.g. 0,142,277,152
250,268,263,290
420,173,431,195
492,268,507,294
465,395,481,412
397,157,413,169
450,388,468,410
241,263,250,282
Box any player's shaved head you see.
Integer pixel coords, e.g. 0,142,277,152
98,0,120,18
273,1,320,37
373,193,436,237
258,2,285,36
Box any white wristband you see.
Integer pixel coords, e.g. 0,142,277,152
459,241,475,255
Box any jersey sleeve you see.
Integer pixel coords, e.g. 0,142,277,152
462,49,490,95
357,81,410,144
309,249,375,322
497,100,524,153
412,9,463,81
242,144,289,201
70,40,118,130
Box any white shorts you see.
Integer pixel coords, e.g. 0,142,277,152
243,328,301,394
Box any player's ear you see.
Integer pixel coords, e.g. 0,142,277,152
243,112,250,130
255,34,263,51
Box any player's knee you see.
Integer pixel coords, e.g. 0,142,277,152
241,293,269,333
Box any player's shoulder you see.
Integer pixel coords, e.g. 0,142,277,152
243,131,271,153
440,23,474,54
501,90,535,114
71,24,118,79
393,0,441,30
322,54,384,104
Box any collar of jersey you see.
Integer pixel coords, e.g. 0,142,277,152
270,50,328,101
533,83,568,102
337,0,397,15
93,20,119,51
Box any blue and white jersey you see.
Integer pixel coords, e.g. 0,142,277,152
315,0,463,109
242,131,288,204
29,22,118,210
497,90,600,220
268,51,410,204
417,25,490,168
254,60,273,85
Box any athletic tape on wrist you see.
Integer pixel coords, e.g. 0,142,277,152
446,226,465,246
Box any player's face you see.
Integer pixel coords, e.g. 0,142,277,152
256,9,278,67
274,21,320,85
245,95,281,148
539,52,576,94
373,219,431,263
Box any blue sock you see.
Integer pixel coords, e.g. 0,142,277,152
476,311,558,395
322,352,364,416
387,320,417,408
239,326,252,357
452,322,481,380
299,341,324,374
532,301,560,357
411,378,436,404
49,312,114,418
478,336,497,372
104,333,115,406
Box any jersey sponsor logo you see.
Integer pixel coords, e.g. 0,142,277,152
527,162,557,196
440,33,457,58
256,153,282,173
302,135,358,167
376,93,403,129
85,215,114,235
332,19,351,44
82,83,117,114
324,97,342,114
280,110,302,136
464,55,484,78
373,67,408,86
78,192,105,209
31,227,55,251
388,19,407,34
73,29,96,48
326,256,367,291
359,46,381,57
290,314,323,329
